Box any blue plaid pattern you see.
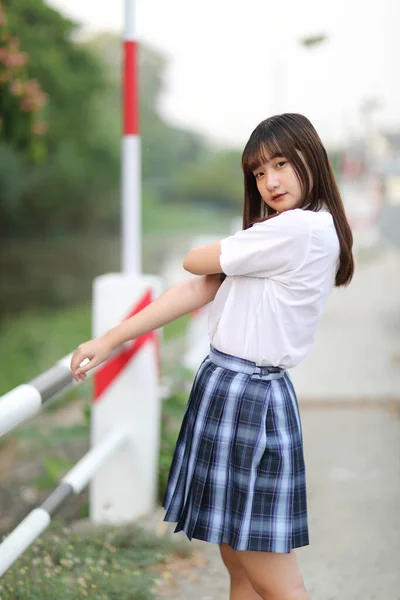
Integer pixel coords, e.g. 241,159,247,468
162,345,309,553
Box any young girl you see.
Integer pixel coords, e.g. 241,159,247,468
71,113,354,600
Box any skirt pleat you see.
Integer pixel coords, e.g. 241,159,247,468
162,346,309,553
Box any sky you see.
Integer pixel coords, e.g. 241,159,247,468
47,0,400,150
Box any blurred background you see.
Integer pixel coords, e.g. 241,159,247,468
0,1,399,599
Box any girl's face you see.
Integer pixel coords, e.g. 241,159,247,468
252,150,310,213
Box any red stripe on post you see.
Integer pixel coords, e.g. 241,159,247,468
123,40,139,135
94,289,160,401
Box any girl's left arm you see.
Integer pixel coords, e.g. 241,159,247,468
183,241,223,275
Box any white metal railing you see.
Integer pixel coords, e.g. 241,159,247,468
0,429,127,576
0,348,129,577
0,352,80,439
0,317,186,579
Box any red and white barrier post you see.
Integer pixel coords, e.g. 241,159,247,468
90,275,162,523
89,1,163,523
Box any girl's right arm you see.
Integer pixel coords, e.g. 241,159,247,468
70,274,222,381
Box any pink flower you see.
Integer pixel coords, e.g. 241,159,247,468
5,51,27,69
10,78,24,97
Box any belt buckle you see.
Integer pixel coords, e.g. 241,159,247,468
259,365,280,376
259,366,271,376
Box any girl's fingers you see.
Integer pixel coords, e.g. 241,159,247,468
77,357,97,376
70,355,78,373
73,367,89,382
70,344,108,382
71,352,91,377
71,349,85,374
78,357,91,372
71,358,84,381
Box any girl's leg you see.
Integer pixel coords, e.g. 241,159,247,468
234,548,310,600
219,543,263,600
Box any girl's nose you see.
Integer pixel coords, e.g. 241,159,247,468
266,174,279,192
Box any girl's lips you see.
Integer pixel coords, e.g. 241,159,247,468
272,193,287,201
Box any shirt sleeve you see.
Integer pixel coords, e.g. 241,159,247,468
219,209,310,278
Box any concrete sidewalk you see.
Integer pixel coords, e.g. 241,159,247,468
290,244,400,401
150,245,400,599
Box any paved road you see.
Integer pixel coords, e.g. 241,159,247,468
150,243,400,600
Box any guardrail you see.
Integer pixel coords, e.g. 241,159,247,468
0,429,127,576
0,255,217,578
0,274,163,578
0,349,129,577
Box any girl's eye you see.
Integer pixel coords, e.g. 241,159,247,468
255,172,263,179
276,160,287,168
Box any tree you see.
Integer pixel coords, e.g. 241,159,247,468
0,2,47,161
1,0,106,150
0,0,120,236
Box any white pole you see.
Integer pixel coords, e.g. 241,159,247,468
0,386,42,438
0,509,51,577
63,429,128,494
122,0,141,274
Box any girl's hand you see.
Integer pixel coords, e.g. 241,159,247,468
70,337,113,382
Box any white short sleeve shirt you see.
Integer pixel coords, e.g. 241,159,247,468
209,208,340,368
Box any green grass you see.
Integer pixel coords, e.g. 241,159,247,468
0,519,183,600
162,314,189,342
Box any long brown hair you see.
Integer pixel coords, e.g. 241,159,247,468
241,113,354,287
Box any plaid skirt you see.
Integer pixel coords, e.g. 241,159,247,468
162,345,309,553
